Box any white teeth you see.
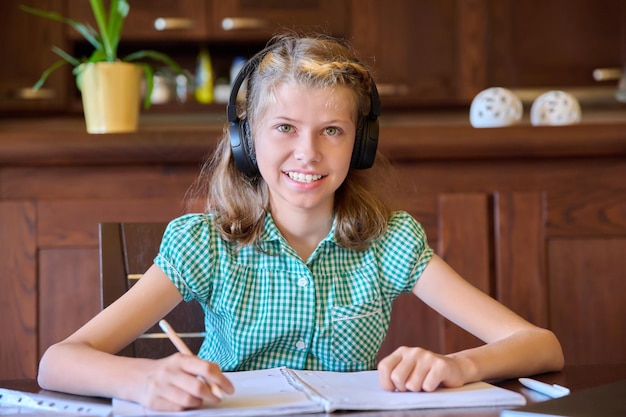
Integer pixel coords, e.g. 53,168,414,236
286,172,323,183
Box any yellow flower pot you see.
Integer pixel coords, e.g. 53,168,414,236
79,62,143,134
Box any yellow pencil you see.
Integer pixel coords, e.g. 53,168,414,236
158,319,225,399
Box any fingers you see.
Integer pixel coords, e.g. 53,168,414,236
378,346,430,392
142,365,204,411
378,347,463,393
140,354,234,411
377,350,402,391
179,355,235,397
143,381,204,412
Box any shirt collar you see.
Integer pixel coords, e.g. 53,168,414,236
258,212,339,253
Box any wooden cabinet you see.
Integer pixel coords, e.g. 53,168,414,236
66,0,348,42
488,0,623,88
0,126,217,379
382,187,626,367
2,0,623,113
376,125,626,366
351,0,485,107
210,0,348,41
2,117,626,378
350,0,623,108
4,0,350,113
66,0,210,41
0,0,69,113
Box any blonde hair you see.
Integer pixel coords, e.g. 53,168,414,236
188,33,392,251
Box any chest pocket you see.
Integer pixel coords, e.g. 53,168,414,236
330,300,385,364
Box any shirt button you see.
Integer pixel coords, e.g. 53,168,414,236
295,340,307,350
297,277,309,287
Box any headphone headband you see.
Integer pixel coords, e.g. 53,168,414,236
227,46,272,124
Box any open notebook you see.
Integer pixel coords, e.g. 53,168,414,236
0,387,112,416
114,367,526,416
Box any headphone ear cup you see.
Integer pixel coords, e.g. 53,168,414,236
229,119,259,177
350,116,379,169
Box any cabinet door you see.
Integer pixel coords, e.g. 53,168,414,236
66,0,209,41
0,201,38,379
0,0,69,112
350,0,488,108
210,0,349,41
494,190,626,366
488,0,622,88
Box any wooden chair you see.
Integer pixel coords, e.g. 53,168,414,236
99,222,205,358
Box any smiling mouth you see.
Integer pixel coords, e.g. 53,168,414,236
285,171,324,183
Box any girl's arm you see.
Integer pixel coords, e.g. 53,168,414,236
37,264,233,411
378,254,564,392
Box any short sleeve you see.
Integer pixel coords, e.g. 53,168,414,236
154,214,216,302
376,211,434,297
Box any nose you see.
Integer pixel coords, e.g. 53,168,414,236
293,130,321,164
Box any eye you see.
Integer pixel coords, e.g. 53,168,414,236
277,124,293,133
324,126,341,136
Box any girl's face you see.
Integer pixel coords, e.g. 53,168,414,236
254,82,357,218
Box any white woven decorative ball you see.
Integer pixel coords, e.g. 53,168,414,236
470,87,523,128
530,91,581,126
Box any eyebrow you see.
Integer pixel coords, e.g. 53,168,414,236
269,116,353,125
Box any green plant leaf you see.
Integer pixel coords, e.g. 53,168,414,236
135,63,154,109
107,0,129,54
19,5,66,22
89,0,114,60
87,49,109,63
51,46,81,67
123,50,186,76
70,22,103,52
32,59,69,90
20,5,102,52
73,64,88,92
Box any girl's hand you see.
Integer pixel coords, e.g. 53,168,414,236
136,353,234,411
377,346,466,392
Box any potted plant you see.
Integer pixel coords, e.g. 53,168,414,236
21,0,186,134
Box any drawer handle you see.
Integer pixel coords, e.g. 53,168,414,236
154,17,195,31
17,88,56,100
221,17,268,31
592,68,622,81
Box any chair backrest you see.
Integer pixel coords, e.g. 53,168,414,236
99,222,204,358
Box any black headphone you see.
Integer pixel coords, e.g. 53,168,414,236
226,46,381,178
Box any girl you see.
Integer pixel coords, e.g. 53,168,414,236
37,33,564,411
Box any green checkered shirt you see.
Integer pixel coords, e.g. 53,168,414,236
155,211,433,372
